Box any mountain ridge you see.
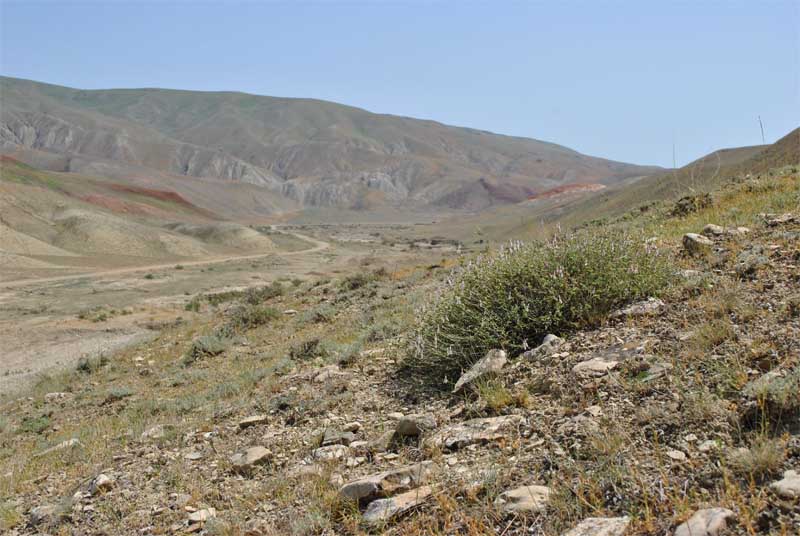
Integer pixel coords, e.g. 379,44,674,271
0,76,661,214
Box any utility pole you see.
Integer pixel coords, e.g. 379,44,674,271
758,116,765,144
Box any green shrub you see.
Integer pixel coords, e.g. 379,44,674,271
183,335,229,365
17,415,51,434
339,271,377,291
221,304,280,335
403,231,672,386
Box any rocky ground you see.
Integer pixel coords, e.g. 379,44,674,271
1,171,798,535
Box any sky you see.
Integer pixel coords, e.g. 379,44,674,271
1,0,798,167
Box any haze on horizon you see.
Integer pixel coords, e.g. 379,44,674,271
1,0,798,167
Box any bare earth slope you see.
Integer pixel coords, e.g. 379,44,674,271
0,76,661,213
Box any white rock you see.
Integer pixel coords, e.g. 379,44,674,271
572,357,619,378
423,415,524,451
770,469,800,499
522,334,564,359
238,415,268,429
683,233,714,255
561,516,630,536
494,485,550,514
89,474,114,495
229,446,272,473
313,444,350,461
674,508,735,536
666,449,687,462
340,461,436,502
362,485,434,525
452,349,507,393
187,507,216,523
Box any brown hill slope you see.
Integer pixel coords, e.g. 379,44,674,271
0,76,660,213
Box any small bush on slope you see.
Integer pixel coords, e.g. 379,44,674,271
403,230,673,387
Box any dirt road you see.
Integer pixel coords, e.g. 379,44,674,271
0,231,329,290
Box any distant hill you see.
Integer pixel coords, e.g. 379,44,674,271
423,127,800,242
0,76,660,214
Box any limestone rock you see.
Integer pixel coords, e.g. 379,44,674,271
395,414,436,437
141,424,172,441
362,485,434,525
521,334,564,359
674,508,735,536
770,469,800,499
562,516,630,536
238,415,268,429
188,508,217,523
89,473,114,495
572,357,619,378
322,428,357,447
44,392,72,404
230,446,272,473
424,415,524,451
452,349,507,393
313,444,350,461
340,461,436,502
683,233,714,256
702,224,725,237
494,485,551,514
610,297,664,319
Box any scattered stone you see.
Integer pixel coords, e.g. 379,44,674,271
424,415,524,451
640,361,672,382
387,412,405,420
44,392,72,404
494,485,551,514
521,334,564,359
322,428,357,447
314,365,346,383
561,516,630,536
666,449,687,462
572,356,619,378
184,451,204,461
683,233,714,256
187,508,216,524
395,414,437,437
34,438,81,458
141,424,171,441
238,415,268,429
89,474,114,495
611,297,664,319
452,349,507,393
340,461,436,502
229,446,272,473
698,440,719,453
765,213,795,226
313,444,350,461
342,421,362,433
674,508,735,536
770,469,800,499
283,309,298,315
702,224,725,237
368,430,396,453
29,504,67,527
362,485,434,525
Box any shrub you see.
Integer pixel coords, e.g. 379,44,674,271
339,271,377,291
727,437,785,479
183,335,229,365
223,304,280,333
77,355,109,374
17,415,51,434
403,231,672,386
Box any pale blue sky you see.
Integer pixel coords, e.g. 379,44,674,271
1,0,798,167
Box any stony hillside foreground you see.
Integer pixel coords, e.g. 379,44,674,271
1,169,799,535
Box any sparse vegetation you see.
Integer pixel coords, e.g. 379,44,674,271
405,230,673,385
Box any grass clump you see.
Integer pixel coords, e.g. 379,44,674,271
223,304,280,333
183,335,229,365
404,231,673,386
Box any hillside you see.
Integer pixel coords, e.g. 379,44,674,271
1,164,797,535
0,77,660,214
422,128,799,243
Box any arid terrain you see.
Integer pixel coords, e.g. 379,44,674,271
0,76,798,536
